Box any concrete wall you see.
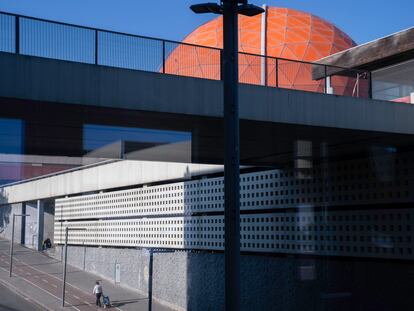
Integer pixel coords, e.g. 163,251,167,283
0,161,222,205
43,200,55,245
24,202,38,249
2,52,414,136
0,203,23,242
53,246,187,311
0,200,54,249
51,246,414,311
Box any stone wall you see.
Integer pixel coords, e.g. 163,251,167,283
51,245,414,311
2,200,412,311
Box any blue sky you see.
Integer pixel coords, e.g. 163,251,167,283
0,0,413,45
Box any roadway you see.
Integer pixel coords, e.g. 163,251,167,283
0,239,172,311
0,282,43,311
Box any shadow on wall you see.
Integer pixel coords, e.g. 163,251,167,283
43,199,55,245
0,189,11,235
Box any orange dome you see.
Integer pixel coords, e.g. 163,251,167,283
165,7,356,93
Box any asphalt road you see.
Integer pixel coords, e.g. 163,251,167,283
0,282,42,311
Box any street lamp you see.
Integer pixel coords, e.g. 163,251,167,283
190,1,264,310
62,226,86,307
9,213,30,277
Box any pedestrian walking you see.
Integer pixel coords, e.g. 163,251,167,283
92,281,103,307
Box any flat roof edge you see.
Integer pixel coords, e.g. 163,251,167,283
316,27,414,69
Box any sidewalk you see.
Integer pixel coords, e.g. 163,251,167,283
0,239,174,311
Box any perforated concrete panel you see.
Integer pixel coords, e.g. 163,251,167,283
55,157,414,260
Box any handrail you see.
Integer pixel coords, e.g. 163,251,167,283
0,10,372,98
0,10,222,51
237,51,368,74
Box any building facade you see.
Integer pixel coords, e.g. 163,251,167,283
1,7,414,311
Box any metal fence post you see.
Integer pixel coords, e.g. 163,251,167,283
275,58,279,88
162,40,166,74
95,30,98,65
15,16,20,54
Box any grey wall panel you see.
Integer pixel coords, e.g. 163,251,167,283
0,203,23,242
24,202,37,249
2,52,414,135
51,245,414,311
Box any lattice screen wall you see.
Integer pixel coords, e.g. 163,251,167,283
55,156,414,260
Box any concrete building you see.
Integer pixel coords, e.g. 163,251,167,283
1,7,414,311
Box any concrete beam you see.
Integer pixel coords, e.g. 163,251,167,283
0,160,223,204
2,52,414,135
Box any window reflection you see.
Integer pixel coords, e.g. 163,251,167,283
83,124,192,162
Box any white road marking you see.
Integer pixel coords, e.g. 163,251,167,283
42,279,48,283
51,284,57,288
0,265,82,311
0,248,124,311
73,295,80,299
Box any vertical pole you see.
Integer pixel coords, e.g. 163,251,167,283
15,16,20,54
20,203,26,245
95,30,98,65
148,248,153,311
162,40,166,74
260,4,267,86
62,227,68,307
275,58,279,88
326,76,332,94
36,200,44,251
324,65,328,94
9,215,15,277
222,1,240,310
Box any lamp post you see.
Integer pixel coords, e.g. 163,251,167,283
62,226,86,307
148,248,153,311
146,248,175,311
190,1,264,310
9,213,30,277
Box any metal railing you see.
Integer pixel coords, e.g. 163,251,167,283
0,11,371,98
